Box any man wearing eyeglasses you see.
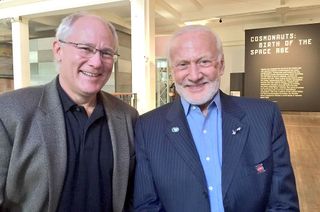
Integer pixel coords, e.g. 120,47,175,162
0,12,138,212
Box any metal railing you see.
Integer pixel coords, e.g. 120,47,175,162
112,92,137,109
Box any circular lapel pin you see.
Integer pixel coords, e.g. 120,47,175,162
171,127,180,133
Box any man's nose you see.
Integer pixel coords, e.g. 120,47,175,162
188,63,202,81
88,51,103,67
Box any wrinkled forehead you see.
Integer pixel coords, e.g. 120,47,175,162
69,16,116,47
70,16,111,35
170,31,219,59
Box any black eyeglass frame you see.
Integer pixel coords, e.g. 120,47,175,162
58,39,119,61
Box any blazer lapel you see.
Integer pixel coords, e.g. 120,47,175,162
102,93,130,212
165,98,208,190
36,78,67,211
220,93,249,199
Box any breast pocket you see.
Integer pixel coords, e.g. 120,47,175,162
237,155,273,198
239,153,273,178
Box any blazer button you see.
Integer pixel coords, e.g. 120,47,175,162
203,191,209,199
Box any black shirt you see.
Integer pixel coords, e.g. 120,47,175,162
56,80,113,212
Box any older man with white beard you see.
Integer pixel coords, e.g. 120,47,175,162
133,25,299,212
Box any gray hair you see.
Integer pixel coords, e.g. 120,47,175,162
166,25,224,66
55,11,119,51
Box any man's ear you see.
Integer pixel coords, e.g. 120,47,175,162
52,40,62,62
219,54,225,76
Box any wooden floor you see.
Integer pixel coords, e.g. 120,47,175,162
282,112,320,212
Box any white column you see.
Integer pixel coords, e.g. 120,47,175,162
11,16,30,89
131,0,156,114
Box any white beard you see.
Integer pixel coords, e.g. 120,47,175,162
175,78,220,105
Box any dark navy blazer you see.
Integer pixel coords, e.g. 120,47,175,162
133,91,299,212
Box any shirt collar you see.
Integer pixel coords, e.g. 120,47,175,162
56,76,103,114
181,90,222,116
57,77,75,112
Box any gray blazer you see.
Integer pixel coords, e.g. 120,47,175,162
0,78,138,212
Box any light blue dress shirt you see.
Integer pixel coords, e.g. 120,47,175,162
181,92,224,212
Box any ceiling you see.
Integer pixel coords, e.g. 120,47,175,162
0,0,320,43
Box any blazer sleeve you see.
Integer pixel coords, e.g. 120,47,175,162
133,118,165,212
267,106,299,211
0,119,12,207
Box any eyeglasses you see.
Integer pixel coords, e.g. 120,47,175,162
173,57,219,71
59,40,119,62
